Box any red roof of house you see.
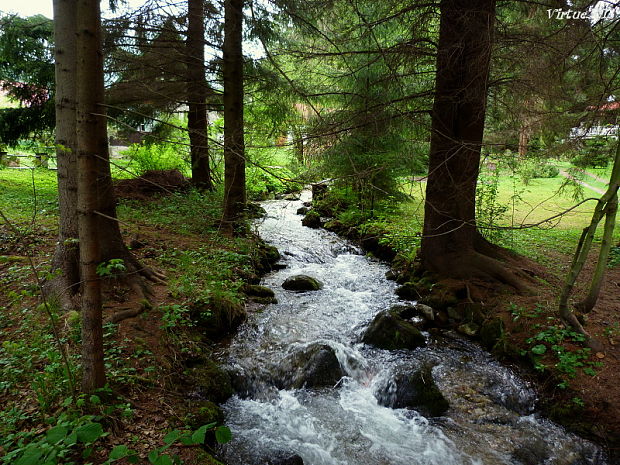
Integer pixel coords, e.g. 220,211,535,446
586,101,620,111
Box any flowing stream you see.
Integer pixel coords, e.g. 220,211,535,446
219,193,607,465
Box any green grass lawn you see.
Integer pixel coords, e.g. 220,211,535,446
387,167,618,263
0,168,58,225
495,175,597,229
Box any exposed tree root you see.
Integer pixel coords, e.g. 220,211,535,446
45,244,166,324
42,275,81,312
105,299,152,325
422,247,536,296
559,309,605,353
102,256,164,324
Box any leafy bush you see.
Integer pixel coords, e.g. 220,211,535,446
1,414,106,465
518,159,560,184
338,207,371,227
476,171,508,242
313,189,352,217
123,143,187,174
246,164,298,200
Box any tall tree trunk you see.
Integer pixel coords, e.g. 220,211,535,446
518,122,530,159
187,0,212,190
420,0,528,291
76,0,106,391
50,0,164,318
222,0,246,235
49,0,80,305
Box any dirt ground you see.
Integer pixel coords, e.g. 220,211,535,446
0,214,225,464
491,249,620,460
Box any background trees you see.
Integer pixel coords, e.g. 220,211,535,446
0,14,55,146
187,0,213,189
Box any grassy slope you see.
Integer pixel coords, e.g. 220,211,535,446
0,166,266,464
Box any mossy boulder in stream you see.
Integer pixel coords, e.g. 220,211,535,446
244,284,275,297
376,365,449,417
244,284,278,304
246,202,267,218
480,317,505,350
302,210,322,229
186,360,233,403
362,309,426,350
256,243,282,273
275,343,344,389
282,275,323,292
190,295,246,339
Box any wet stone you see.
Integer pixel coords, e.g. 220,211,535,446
480,317,504,350
282,275,323,292
267,453,304,465
457,322,480,337
385,270,398,281
395,282,420,300
416,304,435,322
244,284,275,298
301,211,322,229
511,438,551,465
362,310,426,350
275,343,344,389
376,365,449,417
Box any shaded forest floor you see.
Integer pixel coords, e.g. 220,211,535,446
0,170,274,464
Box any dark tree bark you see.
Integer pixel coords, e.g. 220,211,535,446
50,0,164,314
50,0,80,304
76,0,106,391
222,0,246,235
420,0,529,291
187,0,213,190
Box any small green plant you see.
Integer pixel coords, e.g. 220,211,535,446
608,246,620,268
1,414,106,465
509,302,545,321
572,396,585,408
138,424,231,465
160,304,194,329
124,142,187,174
96,259,127,277
523,324,604,387
603,322,620,339
476,169,508,243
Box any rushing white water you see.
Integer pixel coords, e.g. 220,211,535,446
220,193,606,465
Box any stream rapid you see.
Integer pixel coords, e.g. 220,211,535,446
219,192,607,465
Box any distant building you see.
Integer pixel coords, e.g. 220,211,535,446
571,101,619,139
